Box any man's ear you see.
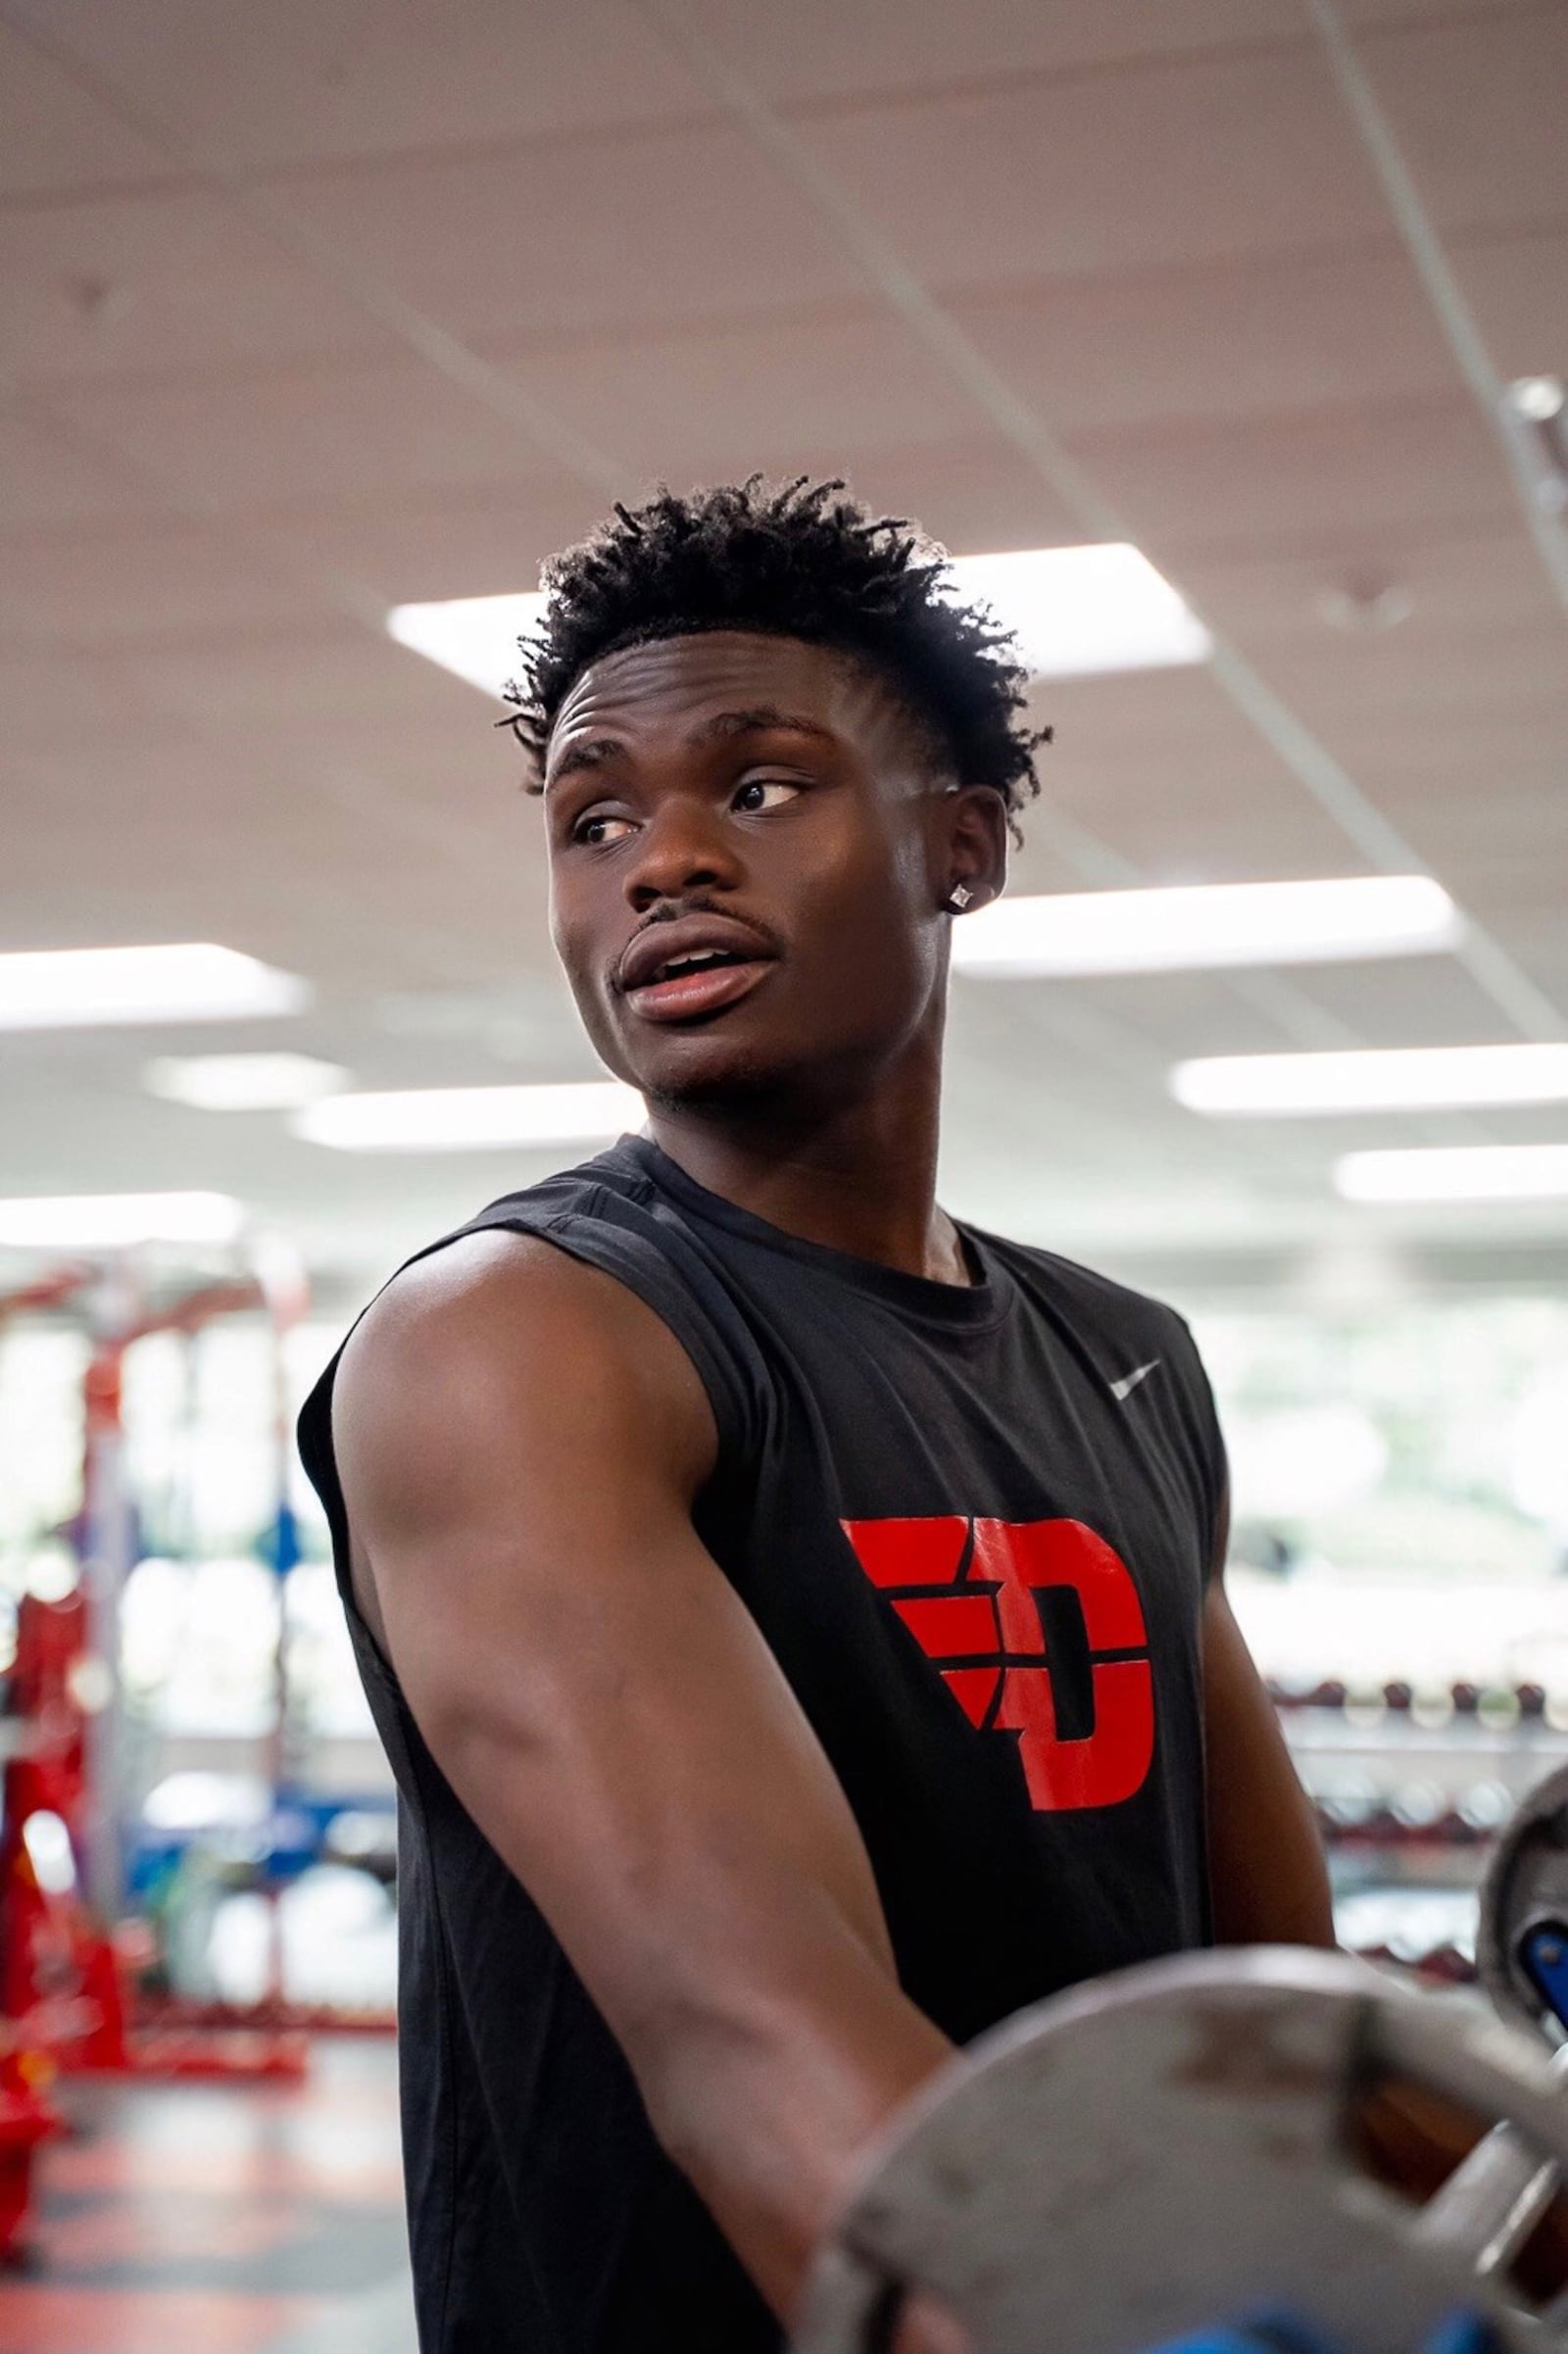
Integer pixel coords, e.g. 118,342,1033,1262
942,783,1009,913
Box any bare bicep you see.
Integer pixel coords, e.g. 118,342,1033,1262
331,1233,896,2011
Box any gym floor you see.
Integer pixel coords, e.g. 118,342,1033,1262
0,2039,414,2353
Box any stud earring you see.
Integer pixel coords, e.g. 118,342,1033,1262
946,883,973,911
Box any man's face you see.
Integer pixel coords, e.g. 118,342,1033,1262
542,631,990,1110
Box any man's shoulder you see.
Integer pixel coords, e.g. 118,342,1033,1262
315,1129,750,1468
440,1133,657,1251
358,1135,662,1327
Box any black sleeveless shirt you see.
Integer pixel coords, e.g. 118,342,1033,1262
297,1134,1226,2353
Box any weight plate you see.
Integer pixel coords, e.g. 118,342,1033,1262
793,1947,1568,2354
1480,1763,1568,2044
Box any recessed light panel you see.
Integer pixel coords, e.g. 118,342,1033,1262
0,1193,247,1248
387,544,1210,698
0,945,308,1031
1172,1043,1568,1116
953,876,1463,979
145,1053,350,1111
948,544,1210,678
388,592,546,698
292,1081,641,1152
1335,1147,1568,1203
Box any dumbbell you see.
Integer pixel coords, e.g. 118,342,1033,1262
792,1944,1568,2353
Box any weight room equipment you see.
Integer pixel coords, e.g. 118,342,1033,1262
796,1763,1568,2354
1480,1762,1568,2047
0,1253,313,2261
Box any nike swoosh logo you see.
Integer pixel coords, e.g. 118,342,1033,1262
1109,1358,1161,1402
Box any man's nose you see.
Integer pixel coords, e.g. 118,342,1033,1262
623,797,741,910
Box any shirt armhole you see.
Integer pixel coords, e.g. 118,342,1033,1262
1168,1310,1230,1589
530,1206,758,1469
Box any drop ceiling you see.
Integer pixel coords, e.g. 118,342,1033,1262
2,0,1565,1311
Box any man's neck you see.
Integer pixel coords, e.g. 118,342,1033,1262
642,1043,971,1289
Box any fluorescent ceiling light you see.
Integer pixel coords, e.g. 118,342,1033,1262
0,944,308,1031
145,1053,350,1111
1172,1042,1568,1117
388,592,546,698
0,1192,247,1248
386,544,1209,697
1336,1146,1568,1203
946,545,1210,678
952,875,1462,979
292,1080,642,1153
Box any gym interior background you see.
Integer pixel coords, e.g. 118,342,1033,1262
2,2,1565,2347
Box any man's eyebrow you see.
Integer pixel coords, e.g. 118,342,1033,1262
544,707,835,791
690,707,836,747
543,737,624,792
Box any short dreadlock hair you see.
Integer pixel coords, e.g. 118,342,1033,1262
500,477,1049,837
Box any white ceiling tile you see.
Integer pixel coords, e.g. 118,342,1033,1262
0,23,173,197
1177,523,1563,647
1283,955,1514,1049
0,0,709,172
681,0,1305,103
1242,617,1568,729
1334,0,1557,22
82,622,480,733
801,49,1392,286
0,523,346,648
266,127,863,340
262,484,609,604
47,359,584,513
1084,799,1374,886
1446,222,1568,380
0,654,193,760
1352,11,1568,232
0,188,401,382
1332,697,1568,799
950,245,1462,431
830,440,1083,557
1068,394,1517,553
0,404,166,529
492,308,978,482
1042,665,1282,766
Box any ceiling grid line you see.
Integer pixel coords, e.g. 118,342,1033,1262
0,4,631,498
0,392,530,908
1306,0,1568,619
638,0,1568,1051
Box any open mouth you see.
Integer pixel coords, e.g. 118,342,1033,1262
623,947,775,1022
647,947,748,986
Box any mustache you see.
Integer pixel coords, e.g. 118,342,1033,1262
612,900,783,988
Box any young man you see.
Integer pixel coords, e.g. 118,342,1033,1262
298,478,1333,2354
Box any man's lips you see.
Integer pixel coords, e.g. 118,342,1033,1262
616,911,778,994
622,958,775,1024
615,911,779,1022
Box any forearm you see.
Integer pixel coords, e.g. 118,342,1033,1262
628,1892,954,2324
1208,1761,1334,1947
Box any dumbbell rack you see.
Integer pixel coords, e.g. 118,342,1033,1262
1270,1679,1568,1980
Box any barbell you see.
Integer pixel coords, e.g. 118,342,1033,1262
794,1764,1568,2354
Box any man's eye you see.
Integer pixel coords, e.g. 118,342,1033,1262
573,812,635,847
733,777,803,814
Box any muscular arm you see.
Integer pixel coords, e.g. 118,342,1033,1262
332,1233,953,2329
1201,1487,1336,1948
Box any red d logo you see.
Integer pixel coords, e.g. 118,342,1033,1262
840,1515,1155,1812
